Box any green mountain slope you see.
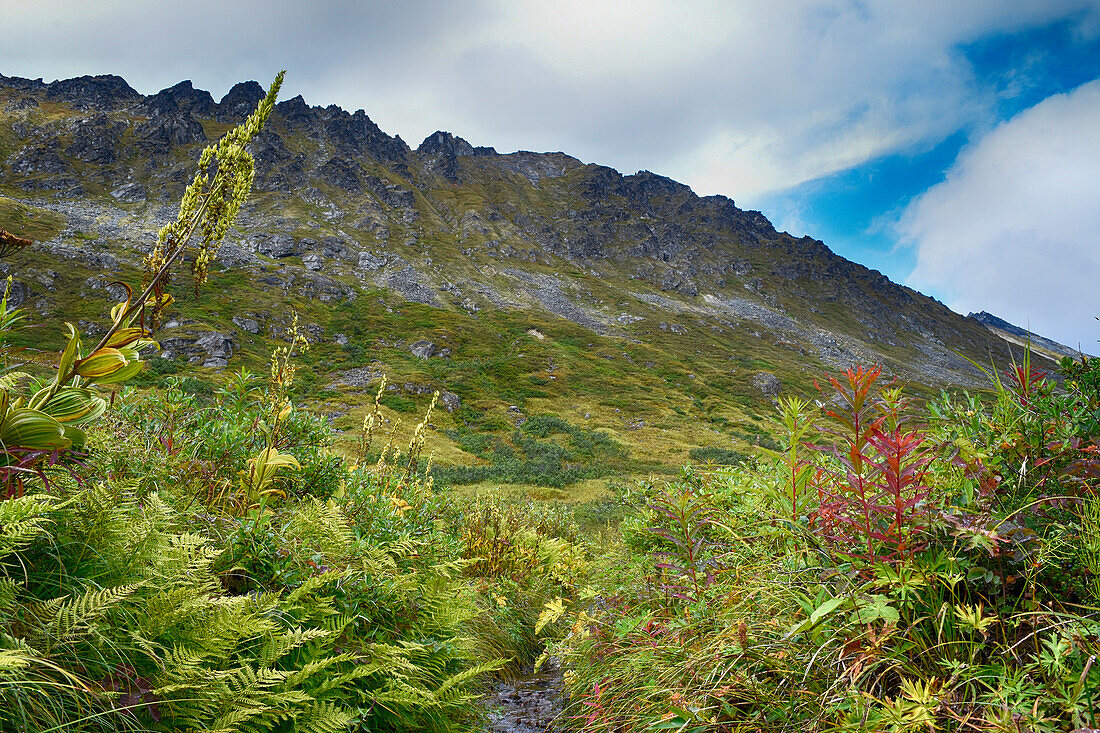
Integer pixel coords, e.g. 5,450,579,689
0,73,1032,495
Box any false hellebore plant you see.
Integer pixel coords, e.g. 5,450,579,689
0,72,286,497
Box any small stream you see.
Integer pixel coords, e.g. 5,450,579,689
482,661,565,733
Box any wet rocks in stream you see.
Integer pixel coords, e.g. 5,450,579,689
482,663,564,733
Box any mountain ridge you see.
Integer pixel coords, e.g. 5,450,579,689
0,72,1043,486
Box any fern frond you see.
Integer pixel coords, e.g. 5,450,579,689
0,493,54,555
294,700,354,733
35,582,141,649
258,627,329,667
432,659,505,703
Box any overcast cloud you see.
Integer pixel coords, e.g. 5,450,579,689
2,0,1099,344
3,1,1097,198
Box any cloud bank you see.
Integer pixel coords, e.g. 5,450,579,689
903,79,1100,350
2,1,1099,202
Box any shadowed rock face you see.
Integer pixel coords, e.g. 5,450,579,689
44,75,140,110
0,71,1028,387
218,80,265,121
145,80,216,118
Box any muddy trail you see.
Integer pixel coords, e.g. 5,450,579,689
482,662,565,733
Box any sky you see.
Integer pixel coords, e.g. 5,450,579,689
2,0,1099,349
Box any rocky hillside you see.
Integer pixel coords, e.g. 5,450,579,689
0,73,1032,491
969,311,1090,361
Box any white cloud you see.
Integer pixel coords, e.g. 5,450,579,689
3,1,1100,203
902,79,1100,350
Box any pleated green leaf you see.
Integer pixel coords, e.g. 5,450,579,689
41,388,107,425
73,348,127,379
89,360,144,386
0,408,70,450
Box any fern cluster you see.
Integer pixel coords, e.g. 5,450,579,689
0,388,530,732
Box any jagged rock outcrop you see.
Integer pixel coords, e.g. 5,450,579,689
44,75,140,110
217,81,265,122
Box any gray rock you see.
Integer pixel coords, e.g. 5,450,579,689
195,331,236,358
8,144,71,176
161,331,237,369
409,340,436,359
439,390,461,412
252,233,304,258
302,252,323,271
357,251,386,270
334,333,349,346
259,269,355,303
752,371,781,401
110,182,146,203
232,315,260,334
77,319,106,336
321,236,351,261
67,115,122,164
507,405,526,426
385,266,439,305
137,113,207,151
6,281,32,308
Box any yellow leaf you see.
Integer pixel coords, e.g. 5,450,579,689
90,360,144,385
535,597,567,635
41,388,107,424
56,323,81,384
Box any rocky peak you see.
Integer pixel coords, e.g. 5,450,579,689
969,311,1088,358
322,108,410,166
217,81,265,121
275,94,317,128
578,164,627,199
45,75,139,110
623,170,694,200
145,80,215,117
0,74,47,93
417,131,495,182
418,131,474,158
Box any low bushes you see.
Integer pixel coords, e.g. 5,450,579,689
547,356,1100,732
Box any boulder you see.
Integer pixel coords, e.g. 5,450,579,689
194,331,236,368
160,331,237,368
110,182,146,203
439,390,461,413
752,371,781,401
232,315,260,334
409,340,436,359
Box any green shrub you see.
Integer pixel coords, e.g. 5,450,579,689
688,446,745,465
380,394,416,413
549,360,1100,732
